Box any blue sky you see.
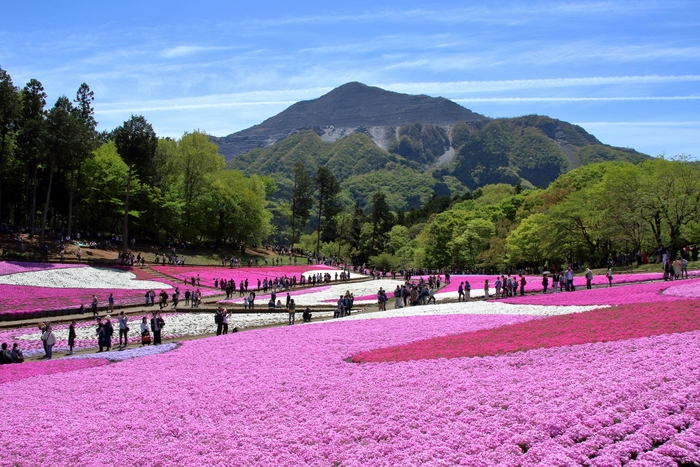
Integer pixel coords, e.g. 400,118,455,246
1,0,698,157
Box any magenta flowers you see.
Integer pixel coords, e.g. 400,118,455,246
352,300,700,363
0,358,109,385
1,312,700,466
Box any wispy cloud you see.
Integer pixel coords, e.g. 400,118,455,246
453,96,700,103
160,45,237,58
574,121,700,126
383,75,700,94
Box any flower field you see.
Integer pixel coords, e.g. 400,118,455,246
0,310,336,356
2,264,700,465
2,307,700,466
0,358,109,385
0,262,222,316
352,300,700,363
152,264,342,288
499,280,686,306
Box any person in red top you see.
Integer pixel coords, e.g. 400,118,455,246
519,275,527,296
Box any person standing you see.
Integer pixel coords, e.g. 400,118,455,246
140,317,151,346
103,316,114,351
606,268,613,287
91,295,98,317
118,311,129,349
67,321,77,355
519,275,527,296
150,313,163,345
96,321,106,353
585,268,593,289
108,293,114,313
464,281,471,300
287,298,296,325
222,310,230,335
43,325,56,360
215,307,224,336
483,280,490,300
457,283,464,302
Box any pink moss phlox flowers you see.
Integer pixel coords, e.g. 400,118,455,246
151,264,338,288
499,280,686,306
352,300,700,363
1,314,700,465
0,358,109,385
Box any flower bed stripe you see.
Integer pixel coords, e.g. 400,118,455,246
352,300,700,363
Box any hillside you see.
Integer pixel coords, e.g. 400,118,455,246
217,82,650,209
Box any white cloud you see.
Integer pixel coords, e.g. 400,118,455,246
382,75,700,94
160,45,236,58
452,96,700,103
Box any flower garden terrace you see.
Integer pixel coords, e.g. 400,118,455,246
3,260,700,465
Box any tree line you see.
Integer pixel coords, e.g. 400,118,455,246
3,65,696,270
0,67,273,252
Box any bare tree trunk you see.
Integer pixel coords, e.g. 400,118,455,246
29,164,38,240
40,155,56,247
0,131,7,225
122,166,132,256
316,197,323,256
67,168,75,238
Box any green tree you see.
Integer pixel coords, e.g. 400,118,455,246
80,142,128,233
290,161,314,249
365,190,394,257
0,67,20,224
506,213,547,266
113,115,157,255
17,79,47,238
175,131,225,240
41,96,81,246
314,166,340,253
639,157,700,254
67,83,98,238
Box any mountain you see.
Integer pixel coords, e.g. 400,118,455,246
212,82,487,158
216,82,651,210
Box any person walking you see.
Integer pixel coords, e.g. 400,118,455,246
457,283,464,302
118,311,129,349
287,298,296,325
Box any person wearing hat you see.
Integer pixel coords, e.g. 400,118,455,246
103,315,114,351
